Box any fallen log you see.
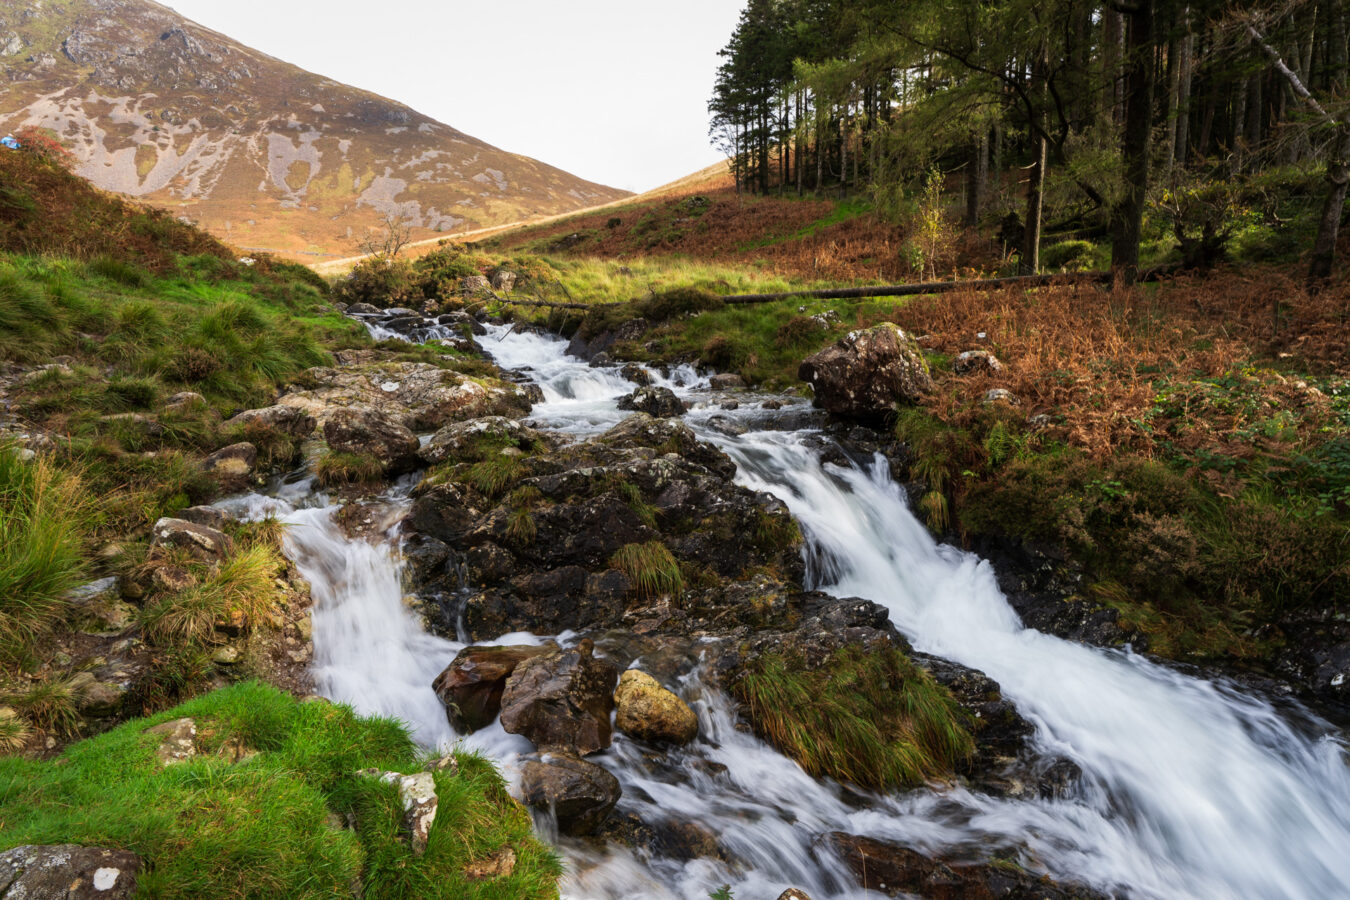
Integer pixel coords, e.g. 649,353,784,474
475,270,1118,311
719,272,1112,305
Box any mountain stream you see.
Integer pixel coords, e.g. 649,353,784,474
220,320,1350,900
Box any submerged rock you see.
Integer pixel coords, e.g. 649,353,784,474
825,832,1108,900
519,753,621,836
799,323,932,421
499,640,619,755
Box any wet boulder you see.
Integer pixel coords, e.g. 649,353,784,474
0,845,141,899
499,640,619,755
613,669,698,745
799,323,932,421
345,302,382,315
598,414,736,481
620,364,652,386
520,753,621,836
322,406,420,475
709,373,746,391
419,417,547,467
432,643,555,732
408,481,486,545
617,386,687,418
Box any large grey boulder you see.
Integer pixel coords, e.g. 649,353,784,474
0,845,141,898
223,404,316,438
322,407,420,474
798,323,932,421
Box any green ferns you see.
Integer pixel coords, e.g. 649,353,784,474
733,645,974,790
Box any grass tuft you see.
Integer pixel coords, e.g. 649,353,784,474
0,445,88,663
732,645,974,790
610,541,683,599
315,451,386,487
1,676,83,736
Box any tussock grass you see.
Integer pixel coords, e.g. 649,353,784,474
0,445,88,663
464,454,524,498
1,676,83,736
618,482,658,528
0,708,31,754
315,451,386,487
140,545,284,647
0,682,562,899
733,645,974,790
610,541,684,599
504,486,543,546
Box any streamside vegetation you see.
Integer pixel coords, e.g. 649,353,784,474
0,682,561,899
733,645,975,789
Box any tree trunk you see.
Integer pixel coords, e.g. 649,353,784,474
1024,48,1049,274
1310,123,1350,283
839,104,849,197
1112,0,1156,284
965,134,987,227
1176,24,1194,166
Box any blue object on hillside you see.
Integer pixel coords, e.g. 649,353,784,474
0,135,20,150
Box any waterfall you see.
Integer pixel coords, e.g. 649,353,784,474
231,320,1350,900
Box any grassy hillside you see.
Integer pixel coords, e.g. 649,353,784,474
0,682,559,899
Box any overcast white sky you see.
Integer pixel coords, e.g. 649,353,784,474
162,0,742,193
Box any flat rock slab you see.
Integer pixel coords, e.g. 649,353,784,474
145,717,196,765
0,844,141,898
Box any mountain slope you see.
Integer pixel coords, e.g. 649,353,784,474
0,0,629,258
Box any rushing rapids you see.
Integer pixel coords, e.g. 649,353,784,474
228,317,1350,899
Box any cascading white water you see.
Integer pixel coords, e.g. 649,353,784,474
231,318,1350,900
722,434,1350,900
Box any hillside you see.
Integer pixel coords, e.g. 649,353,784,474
0,0,629,259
